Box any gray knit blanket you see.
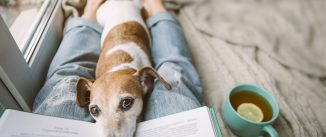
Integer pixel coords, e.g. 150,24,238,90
62,0,326,136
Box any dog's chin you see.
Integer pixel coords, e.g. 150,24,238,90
96,121,136,137
96,127,136,137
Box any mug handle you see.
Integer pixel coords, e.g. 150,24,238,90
262,125,279,137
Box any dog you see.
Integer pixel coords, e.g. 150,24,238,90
76,0,172,137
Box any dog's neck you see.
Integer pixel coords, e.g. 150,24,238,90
105,42,151,72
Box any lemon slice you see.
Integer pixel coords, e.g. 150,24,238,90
237,103,264,122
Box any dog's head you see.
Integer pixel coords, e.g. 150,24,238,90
76,67,171,137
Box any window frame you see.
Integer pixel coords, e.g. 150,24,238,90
23,0,59,62
0,0,64,112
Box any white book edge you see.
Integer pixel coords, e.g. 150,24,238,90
0,106,220,137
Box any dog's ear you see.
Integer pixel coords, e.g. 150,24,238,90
76,77,93,107
134,67,172,95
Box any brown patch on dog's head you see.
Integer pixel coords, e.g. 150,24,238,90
76,67,172,108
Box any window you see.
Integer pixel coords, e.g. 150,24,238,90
0,0,63,112
0,0,58,62
0,0,43,53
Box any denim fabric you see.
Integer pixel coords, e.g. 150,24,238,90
32,12,202,122
32,18,102,122
144,12,202,120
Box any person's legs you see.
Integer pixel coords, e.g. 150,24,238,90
33,0,104,122
144,0,203,120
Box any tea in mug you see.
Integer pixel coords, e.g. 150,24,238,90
230,91,273,122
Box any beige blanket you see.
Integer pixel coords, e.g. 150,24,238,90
63,0,326,136
166,0,326,136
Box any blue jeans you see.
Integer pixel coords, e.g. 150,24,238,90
33,12,202,122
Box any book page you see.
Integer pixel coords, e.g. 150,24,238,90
135,107,216,137
0,110,99,137
0,107,217,137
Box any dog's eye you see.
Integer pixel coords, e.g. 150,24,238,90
90,105,100,117
119,97,134,111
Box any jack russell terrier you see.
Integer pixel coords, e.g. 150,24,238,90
76,0,172,137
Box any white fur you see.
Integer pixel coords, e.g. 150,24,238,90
94,1,150,136
96,0,149,47
92,92,143,137
106,42,151,72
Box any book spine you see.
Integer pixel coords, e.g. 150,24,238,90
210,108,223,137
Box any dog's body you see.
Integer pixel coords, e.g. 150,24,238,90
76,1,171,137
96,0,151,78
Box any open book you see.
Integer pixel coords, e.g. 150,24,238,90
0,106,222,137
